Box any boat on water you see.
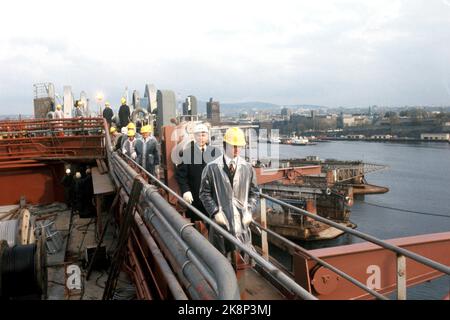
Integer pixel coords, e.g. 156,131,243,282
0,85,448,301
291,136,309,145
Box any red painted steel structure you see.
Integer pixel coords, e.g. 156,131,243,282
0,118,105,205
293,232,450,299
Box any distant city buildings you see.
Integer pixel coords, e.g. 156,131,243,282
206,97,220,125
281,107,292,120
182,95,198,119
337,114,370,128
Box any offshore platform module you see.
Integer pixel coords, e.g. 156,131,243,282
0,83,448,300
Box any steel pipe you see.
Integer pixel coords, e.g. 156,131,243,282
117,187,215,300
144,185,301,300
145,215,214,300
134,212,188,300
144,205,218,293
145,206,217,299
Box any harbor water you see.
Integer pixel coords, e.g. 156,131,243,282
268,140,450,299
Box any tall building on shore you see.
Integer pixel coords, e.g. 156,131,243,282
182,95,198,118
206,97,220,124
281,107,292,120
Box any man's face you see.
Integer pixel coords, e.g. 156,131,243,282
128,136,134,141
225,143,240,158
142,132,149,139
195,132,208,147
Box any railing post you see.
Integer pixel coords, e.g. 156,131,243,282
396,254,407,300
259,193,269,261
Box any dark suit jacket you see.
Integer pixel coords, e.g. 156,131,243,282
175,141,221,220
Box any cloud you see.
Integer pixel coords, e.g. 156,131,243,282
1,0,450,114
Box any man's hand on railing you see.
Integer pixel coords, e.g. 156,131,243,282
183,191,193,204
242,209,253,229
214,210,230,231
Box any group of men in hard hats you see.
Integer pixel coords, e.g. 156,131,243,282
110,121,160,176
109,115,257,259
59,92,257,259
51,100,88,119
102,98,129,129
175,124,258,258
61,167,95,218
111,120,257,258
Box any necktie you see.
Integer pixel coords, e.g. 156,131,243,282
229,160,235,175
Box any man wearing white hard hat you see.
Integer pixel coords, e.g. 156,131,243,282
175,123,221,225
73,171,83,214
61,168,73,209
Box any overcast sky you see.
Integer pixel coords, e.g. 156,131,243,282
1,0,450,114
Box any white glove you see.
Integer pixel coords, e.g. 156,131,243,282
242,209,253,228
183,191,193,204
214,210,230,231
131,152,137,159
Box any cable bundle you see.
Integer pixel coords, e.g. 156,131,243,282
0,241,46,299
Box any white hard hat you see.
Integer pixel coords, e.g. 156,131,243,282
193,123,208,134
66,168,71,174
121,127,128,135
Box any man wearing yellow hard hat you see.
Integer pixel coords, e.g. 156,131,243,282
109,126,119,145
127,122,141,139
122,129,138,160
55,104,64,119
74,100,84,118
135,124,160,176
199,127,258,258
118,97,130,130
102,101,114,128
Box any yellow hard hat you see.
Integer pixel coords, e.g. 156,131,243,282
140,125,152,134
223,127,246,147
127,129,135,137
110,127,117,134
127,122,136,129
105,101,110,107
56,104,62,110
121,97,126,105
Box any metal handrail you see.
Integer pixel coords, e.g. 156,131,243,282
251,220,388,300
259,192,450,276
